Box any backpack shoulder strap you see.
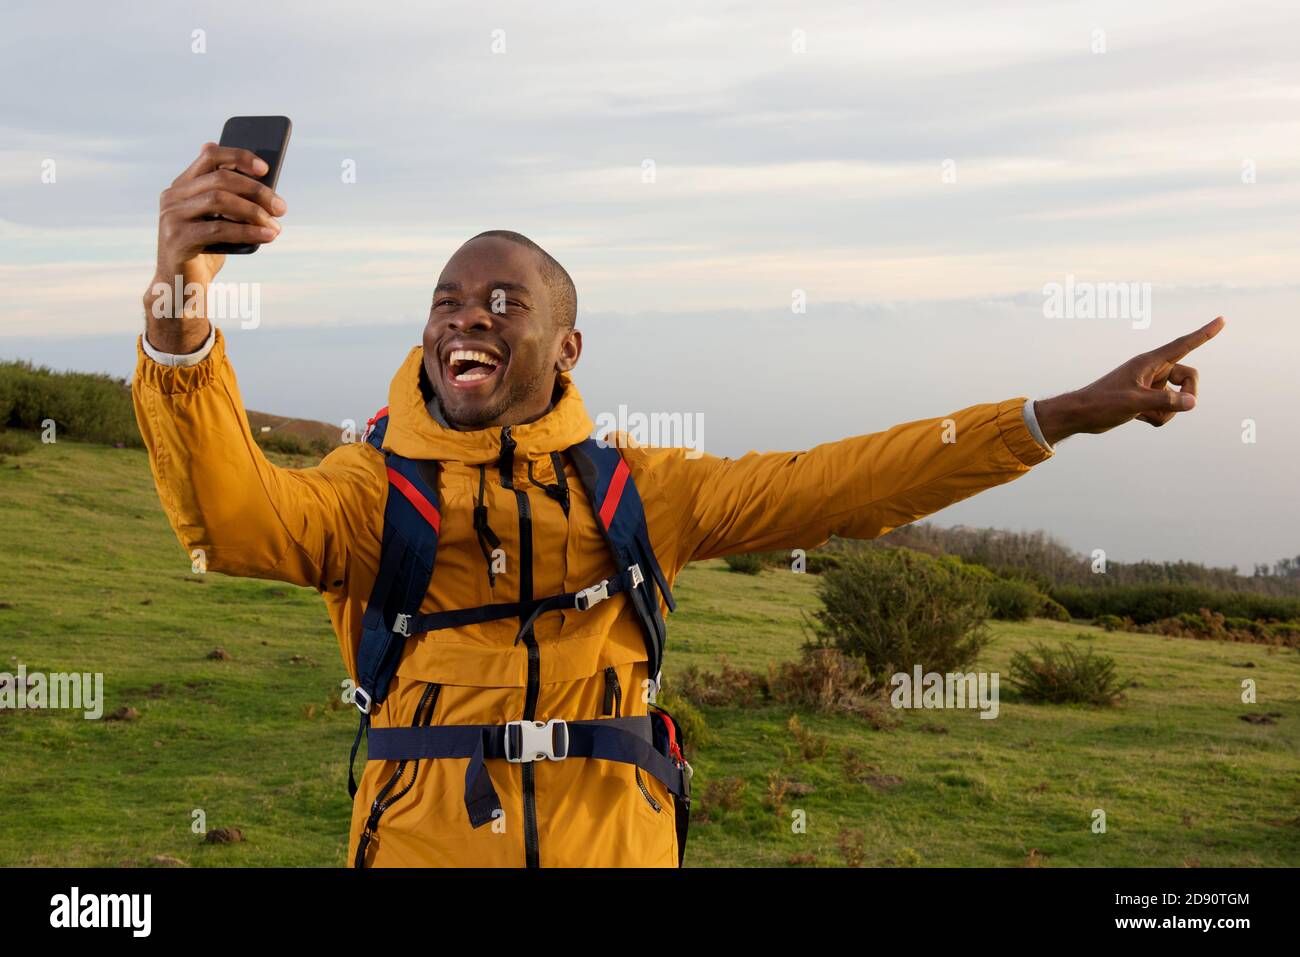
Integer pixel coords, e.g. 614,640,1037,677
567,437,675,690
349,407,441,796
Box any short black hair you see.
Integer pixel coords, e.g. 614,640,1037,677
468,229,577,329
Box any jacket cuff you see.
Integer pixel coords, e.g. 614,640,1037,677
141,322,216,367
996,397,1054,467
1021,398,1054,452
134,326,226,395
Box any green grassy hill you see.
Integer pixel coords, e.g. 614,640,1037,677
1,439,1297,867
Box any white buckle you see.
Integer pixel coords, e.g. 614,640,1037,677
393,613,411,636
353,687,373,715
574,580,609,612
629,564,645,588
504,719,569,763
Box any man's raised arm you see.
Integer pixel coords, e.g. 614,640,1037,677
133,143,380,590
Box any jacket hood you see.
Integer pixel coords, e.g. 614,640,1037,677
380,345,595,465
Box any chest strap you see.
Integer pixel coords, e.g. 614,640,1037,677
367,714,692,829
395,564,645,645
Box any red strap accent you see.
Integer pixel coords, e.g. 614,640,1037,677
368,406,389,425
660,712,683,764
387,466,441,534
598,458,630,530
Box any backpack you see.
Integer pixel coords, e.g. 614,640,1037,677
346,407,691,865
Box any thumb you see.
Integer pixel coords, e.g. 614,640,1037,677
1136,386,1195,414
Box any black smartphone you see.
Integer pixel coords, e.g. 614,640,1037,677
205,115,292,254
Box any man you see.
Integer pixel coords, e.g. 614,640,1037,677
134,142,1224,868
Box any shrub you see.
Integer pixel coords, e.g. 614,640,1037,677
1134,609,1299,649
1051,584,1300,625
0,359,141,447
0,430,37,462
722,552,766,575
811,547,992,680
987,578,1043,621
1007,641,1131,706
695,777,746,823
767,646,892,723
1095,614,1126,632
1040,597,1071,622
784,714,829,762
674,646,895,724
804,551,845,575
676,657,768,708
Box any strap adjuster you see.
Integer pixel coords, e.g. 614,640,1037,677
504,719,569,763
629,563,644,588
574,579,609,612
353,686,373,714
393,613,411,636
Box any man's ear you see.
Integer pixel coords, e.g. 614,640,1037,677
556,328,582,372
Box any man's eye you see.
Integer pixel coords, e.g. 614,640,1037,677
435,299,457,308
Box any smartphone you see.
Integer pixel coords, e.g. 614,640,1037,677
205,115,292,254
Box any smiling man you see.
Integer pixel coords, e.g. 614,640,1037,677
133,143,1224,868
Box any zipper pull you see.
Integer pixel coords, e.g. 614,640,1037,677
498,426,516,488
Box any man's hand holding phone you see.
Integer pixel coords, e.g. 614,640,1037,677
143,142,287,353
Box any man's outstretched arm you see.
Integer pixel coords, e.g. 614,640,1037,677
642,318,1224,566
133,142,381,590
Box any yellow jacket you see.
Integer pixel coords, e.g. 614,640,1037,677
131,328,1052,867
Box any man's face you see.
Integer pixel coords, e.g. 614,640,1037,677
423,236,580,429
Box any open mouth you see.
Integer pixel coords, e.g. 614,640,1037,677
445,348,504,387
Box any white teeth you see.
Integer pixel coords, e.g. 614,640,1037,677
448,349,500,367
447,348,501,382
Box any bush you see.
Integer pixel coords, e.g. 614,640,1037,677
767,646,892,722
1095,614,1126,632
1134,609,1300,649
1008,641,1131,706
0,359,141,447
987,578,1043,621
811,547,992,680
1051,584,1300,625
676,657,768,708
1040,597,1071,622
0,429,37,462
804,551,845,575
722,552,766,575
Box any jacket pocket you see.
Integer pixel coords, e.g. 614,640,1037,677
355,681,441,868
602,666,661,815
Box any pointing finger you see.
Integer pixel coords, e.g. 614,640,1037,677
1151,316,1226,363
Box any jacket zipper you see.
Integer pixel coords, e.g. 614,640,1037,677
604,667,661,813
354,682,441,868
501,426,542,868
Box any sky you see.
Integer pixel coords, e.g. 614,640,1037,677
1,0,1297,572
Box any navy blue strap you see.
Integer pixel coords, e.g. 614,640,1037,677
368,716,689,828
406,565,641,642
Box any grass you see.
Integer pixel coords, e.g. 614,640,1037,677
1,438,1297,867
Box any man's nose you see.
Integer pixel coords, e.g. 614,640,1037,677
447,302,497,331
